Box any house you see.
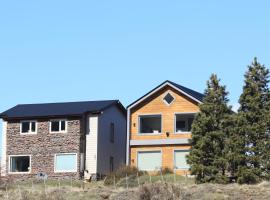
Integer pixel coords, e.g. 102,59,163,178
126,81,204,175
0,100,126,181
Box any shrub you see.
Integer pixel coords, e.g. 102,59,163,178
104,165,145,185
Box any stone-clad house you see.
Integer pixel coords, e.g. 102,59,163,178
0,100,126,181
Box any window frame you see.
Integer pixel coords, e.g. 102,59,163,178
173,149,190,170
138,114,163,135
8,155,32,174
49,119,67,133
137,150,162,171
54,153,78,173
20,120,37,135
174,112,197,134
163,91,175,106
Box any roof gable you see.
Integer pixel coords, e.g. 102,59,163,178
127,80,204,109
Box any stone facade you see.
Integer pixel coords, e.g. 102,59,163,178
4,117,85,181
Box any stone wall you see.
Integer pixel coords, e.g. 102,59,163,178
3,117,84,182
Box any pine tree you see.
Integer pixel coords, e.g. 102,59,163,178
230,58,270,184
187,74,232,183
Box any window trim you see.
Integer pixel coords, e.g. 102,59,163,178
20,120,37,135
173,149,190,170
54,153,78,173
163,91,175,106
8,155,32,174
174,112,197,134
137,150,162,171
49,119,67,133
137,114,163,135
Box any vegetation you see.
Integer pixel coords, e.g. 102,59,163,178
187,74,232,183
188,57,270,184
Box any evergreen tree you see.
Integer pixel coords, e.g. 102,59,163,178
230,58,270,184
187,74,232,183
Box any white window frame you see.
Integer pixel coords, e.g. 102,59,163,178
8,155,32,174
54,153,78,173
173,149,190,170
50,119,67,133
174,112,197,134
20,120,37,135
137,150,162,171
138,114,163,135
163,91,175,106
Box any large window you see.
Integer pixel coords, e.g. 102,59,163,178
21,121,37,134
55,153,77,172
50,119,67,133
174,150,190,169
139,115,162,134
137,151,162,171
9,156,31,173
175,114,195,133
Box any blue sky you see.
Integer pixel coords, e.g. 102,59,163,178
1,1,270,152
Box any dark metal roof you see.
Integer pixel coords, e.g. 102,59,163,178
127,80,204,108
0,100,126,119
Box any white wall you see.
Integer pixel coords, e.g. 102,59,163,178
97,106,126,175
85,115,98,175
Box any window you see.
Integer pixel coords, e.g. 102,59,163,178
55,153,77,172
50,119,67,133
110,123,115,143
139,115,162,134
9,156,31,173
21,121,37,134
163,93,175,105
110,156,114,172
137,151,162,171
175,114,195,133
174,150,190,169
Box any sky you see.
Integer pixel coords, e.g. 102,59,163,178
0,1,270,152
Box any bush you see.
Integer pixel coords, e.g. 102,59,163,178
139,183,182,200
104,165,145,185
237,168,261,184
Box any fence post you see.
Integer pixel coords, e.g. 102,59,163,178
114,175,116,189
160,169,164,182
126,174,128,189
5,185,9,200
174,170,176,183
137,172,140,187
149,174,152,184
18,185,22,200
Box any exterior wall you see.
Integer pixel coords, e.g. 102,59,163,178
1,121,7,177
130,145,190,175
130,86,199,141
4,118,83,181
129,85,200,173
85,115,98,177
97,106,126,175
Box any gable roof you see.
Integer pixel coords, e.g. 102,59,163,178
127,80,204,109
0,100,126,120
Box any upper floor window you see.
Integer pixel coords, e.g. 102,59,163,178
175,113,195,133
139,115,162,134
20,121,37,134
110,123,115,143
50,119,67,133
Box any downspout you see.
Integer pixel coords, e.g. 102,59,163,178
126,108,130,165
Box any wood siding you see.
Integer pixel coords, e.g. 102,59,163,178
129,85,200,173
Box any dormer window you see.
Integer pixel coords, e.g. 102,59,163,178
163,92,175,105
20,121,37,134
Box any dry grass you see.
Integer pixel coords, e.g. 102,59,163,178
0,178,270,200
